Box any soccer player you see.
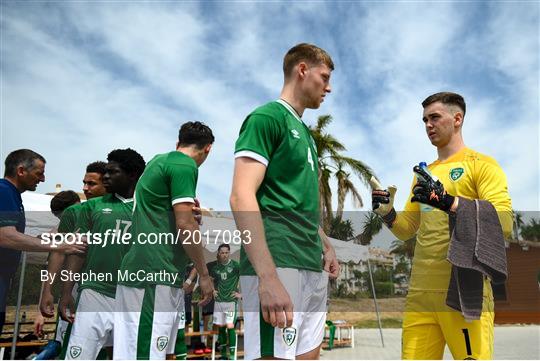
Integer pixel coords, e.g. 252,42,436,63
60,149,145,359
0,149,86,334
230,43,340,360
114,122,215,360
39,162,107,359
208,244,240,360
371,92,513,359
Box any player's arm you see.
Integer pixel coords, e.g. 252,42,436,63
40,251,66,317
370,177,420,240
183,267,198,294
230,157,293,328
319,227,340,279
174,202,214,305
0,226,86,253
59,253,86,322
475,161,513,238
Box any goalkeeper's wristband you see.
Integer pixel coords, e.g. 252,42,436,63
381,208,397,228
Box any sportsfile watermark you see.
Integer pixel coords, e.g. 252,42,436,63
40,229,252,248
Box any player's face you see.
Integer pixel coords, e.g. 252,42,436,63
83,172,106,199
218,248,230,263
20,159,45,191
102,161,131,195
301,63,332,109
422,102,459,148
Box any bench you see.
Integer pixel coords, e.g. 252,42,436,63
322,323,354,349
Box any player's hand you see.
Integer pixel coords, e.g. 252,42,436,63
213,289,218,298
323,243,340,279
192,198,203,225
370,176,397,217
40,290,55,318
258,274,293,328
232,291,242,300
59,294,76,323
33,314,45,337
411,165,456,212
183,281,195,294
198,274,214,306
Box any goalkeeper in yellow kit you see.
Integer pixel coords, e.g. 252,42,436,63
371,92,513,359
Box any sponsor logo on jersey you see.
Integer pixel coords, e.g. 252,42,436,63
157,336,169,351
450,167,464,181
282,327,297,346
291,129,300,139
102,208,113,214
70,346,82,358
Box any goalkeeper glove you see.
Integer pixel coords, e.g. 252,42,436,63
370,177,397,227
411,165,457,212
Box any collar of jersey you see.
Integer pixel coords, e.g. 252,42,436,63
114,193,134,203
219,259,232,266
276,99,304,124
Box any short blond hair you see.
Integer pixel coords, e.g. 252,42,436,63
283,43,334,79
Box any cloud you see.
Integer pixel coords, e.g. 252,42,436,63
1,1,537,216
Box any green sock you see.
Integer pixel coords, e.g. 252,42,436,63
175,328,187,360
219,326,228,358
227,328,236,360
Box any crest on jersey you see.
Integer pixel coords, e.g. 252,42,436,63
291,129,300,139
450,167,464,181
282,327,297,346
70,346,82,358
227,267,232,273
102,208,113,214
157,336,169,351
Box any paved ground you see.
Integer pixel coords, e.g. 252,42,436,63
320,326,540,360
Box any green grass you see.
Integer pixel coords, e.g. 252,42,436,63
353,318,403,328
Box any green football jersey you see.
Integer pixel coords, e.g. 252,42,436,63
76,193,133,298
208,260,240,302
234,100,322,275
119,151,197,288
57,203,82,233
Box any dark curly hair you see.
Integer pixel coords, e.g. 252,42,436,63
86,161,107,175
107,148,146,179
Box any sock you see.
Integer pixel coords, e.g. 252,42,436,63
227,328,236,359
175,328,187,360
219,326,227,358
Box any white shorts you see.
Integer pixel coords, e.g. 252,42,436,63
240,268,328,360
113,284,184,360
213,301,237,326
65,288,114,359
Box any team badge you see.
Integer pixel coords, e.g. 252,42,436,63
291,129,300,139
69,346,82,358
157,336,169,351
282,327,297,346
449,167,464,181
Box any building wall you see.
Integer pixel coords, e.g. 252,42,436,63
494,243,540,324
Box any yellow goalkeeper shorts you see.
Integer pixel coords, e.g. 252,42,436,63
402,291,494,360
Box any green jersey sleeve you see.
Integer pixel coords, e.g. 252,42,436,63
75,201,93,233
167,164,198,205
57,204,79,233
234,113,283,165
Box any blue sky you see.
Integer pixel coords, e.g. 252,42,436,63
1,1,538,220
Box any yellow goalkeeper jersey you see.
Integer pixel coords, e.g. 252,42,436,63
391,147,513,292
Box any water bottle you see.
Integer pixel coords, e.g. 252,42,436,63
416,162,438,182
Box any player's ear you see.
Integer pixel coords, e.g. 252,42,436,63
176,141,180,150
298,62,308,79
204,143,212,154
454,111,464,128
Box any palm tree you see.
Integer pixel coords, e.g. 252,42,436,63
390,236,417,261
355,211,383,245
513,210,524,240
309,114,375,232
